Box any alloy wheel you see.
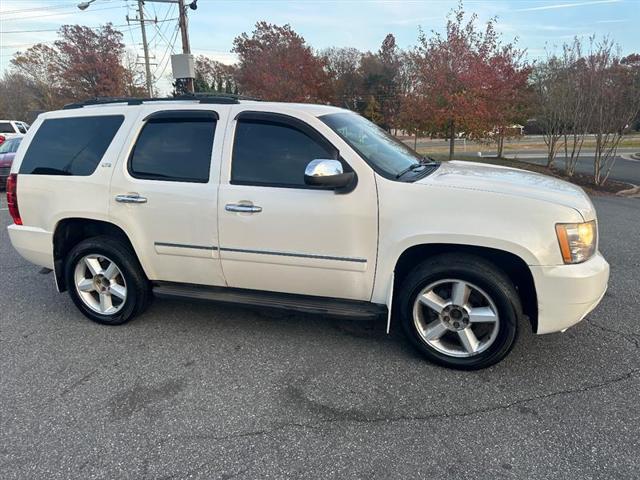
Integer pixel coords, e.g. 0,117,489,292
412,279,500,357
73,254,127,315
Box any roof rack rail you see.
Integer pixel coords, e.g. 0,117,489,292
62,93,260,110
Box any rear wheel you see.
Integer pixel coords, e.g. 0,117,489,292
65,236,151,325
398,254,520,370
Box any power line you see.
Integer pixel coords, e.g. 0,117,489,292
142,4,176,49
154,23,179,76
1,2,90,16
3,16,179,36
0,0,122,15
4,5,126,22
154,23,180,80
146,4,176,46
124,1,139,49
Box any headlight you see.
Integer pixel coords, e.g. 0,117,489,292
555,220,597,264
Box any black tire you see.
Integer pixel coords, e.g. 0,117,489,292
64,235,151,325
397,253,521,370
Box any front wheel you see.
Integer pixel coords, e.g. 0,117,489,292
65,236,151,325
398,254,521,370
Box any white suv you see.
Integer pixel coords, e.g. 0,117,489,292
6,96,609,369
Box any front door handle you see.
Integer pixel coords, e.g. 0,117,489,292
225,203,262,213
115,193,147,204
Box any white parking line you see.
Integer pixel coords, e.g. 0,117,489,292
0,208,8,211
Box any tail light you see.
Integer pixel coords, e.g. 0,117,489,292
0,135,5,146
6,174,22,225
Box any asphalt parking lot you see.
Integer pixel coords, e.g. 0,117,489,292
1,195,638,479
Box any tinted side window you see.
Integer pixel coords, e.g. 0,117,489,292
19,116,124,175
0,122,14,133
16,123,27,134
231,119,335,187
129,117,216,183
1,138,22,153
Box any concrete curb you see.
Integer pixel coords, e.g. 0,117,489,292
616,184,640,198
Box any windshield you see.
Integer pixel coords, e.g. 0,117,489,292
320,112,424,178
0,137,21,154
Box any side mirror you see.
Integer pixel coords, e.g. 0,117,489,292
304,159,355,190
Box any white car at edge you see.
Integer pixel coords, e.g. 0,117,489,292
0,119,29,143
6,96,609,369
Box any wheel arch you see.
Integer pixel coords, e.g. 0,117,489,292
392,243,538,332
52,217,146,292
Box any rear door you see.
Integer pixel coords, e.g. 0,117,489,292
109,106,228,287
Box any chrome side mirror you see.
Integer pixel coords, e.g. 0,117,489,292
304,159,355,190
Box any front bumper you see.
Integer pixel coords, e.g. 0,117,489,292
530,252,609,334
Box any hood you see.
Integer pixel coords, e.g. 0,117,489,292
419,161,595,220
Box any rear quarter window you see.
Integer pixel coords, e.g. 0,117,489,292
0,122,14,133
19,115,124,176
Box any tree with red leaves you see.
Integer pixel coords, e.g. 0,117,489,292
484,46,532,157
232,22,329,102
408,5,528,159
54,24,131,99
10,23,144,110
194,55,238,94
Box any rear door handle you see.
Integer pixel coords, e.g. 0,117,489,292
115,193,147,204
225,203,262,213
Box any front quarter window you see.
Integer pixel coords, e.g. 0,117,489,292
320,112,432,179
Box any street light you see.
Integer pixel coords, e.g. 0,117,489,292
77,0,96,10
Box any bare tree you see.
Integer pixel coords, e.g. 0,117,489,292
122,50,148,97
0,71,41,122
559,39,591,177
587,39,640,185
321,47,363,110
531,55,567,167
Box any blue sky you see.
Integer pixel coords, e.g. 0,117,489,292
1,0,638,94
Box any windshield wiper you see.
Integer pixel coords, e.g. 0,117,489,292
421,156,439,165
395,162,424,179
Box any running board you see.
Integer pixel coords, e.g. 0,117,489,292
153,282,386,320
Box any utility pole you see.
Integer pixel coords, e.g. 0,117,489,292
177,0,194,93
83,0,196,96
137,0,154,97
126,1,155,97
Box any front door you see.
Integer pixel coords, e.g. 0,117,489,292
217,110,378,301
110,107,227,287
